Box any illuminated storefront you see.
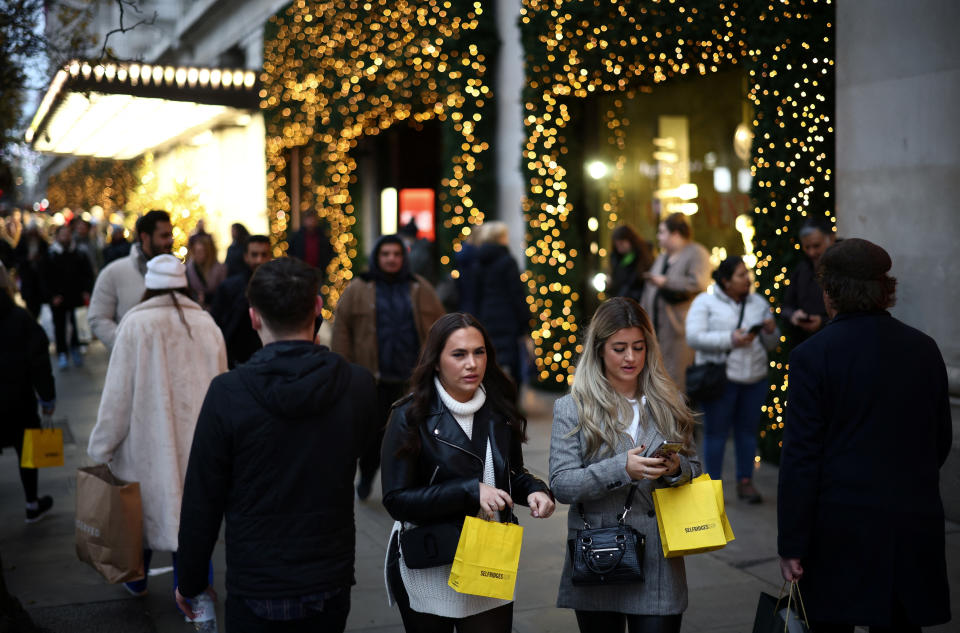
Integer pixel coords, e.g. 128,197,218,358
27,60,269,252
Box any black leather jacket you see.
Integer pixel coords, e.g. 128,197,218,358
381,394,550,525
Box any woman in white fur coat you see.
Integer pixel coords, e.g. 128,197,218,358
88,254,227,596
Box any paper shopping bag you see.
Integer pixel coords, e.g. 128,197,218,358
75,465,145,583
752,583,810,633
652,473,734,558
20,429,64,468
448,515,524,600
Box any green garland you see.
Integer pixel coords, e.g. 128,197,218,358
519,0,835,458
261,0,499,317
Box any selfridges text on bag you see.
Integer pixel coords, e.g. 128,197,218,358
447,510,524,601
652,473,734,558
75,465,145,583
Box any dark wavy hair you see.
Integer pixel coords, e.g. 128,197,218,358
711,255,743,288
398,313,527,456
661,212,692,239
817,238,897,313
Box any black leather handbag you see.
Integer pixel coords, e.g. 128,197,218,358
399,521,462,569
685,362,728,402
685,299,747,403
569,485,645,585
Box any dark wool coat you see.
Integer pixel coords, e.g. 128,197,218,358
470,243,528,377
45,243,94,308
177,341,378,599
778,311,952,628
0,294,55,447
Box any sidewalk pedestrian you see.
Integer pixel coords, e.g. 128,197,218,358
640,212,711,391
44,224,94,369
609,224,655,303
381,312,554,632
686,256,778,503
778,238,952,632
88,254,226,598
88,210,173,351
209,235,272,368
13,225,49,319
332,234,445,500
467,222,529,384
101,225,131,266
780,217,835,344
224,223,249,278
185,233,226,309
0,264,56,523
550,297,700,633
288,209,334,273
176,257,378,632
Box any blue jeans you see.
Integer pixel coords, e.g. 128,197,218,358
701,378,768,481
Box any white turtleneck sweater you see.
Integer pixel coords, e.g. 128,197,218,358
385,379,510,617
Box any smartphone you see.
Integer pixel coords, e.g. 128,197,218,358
651,440,684,458
747,323,764,335
797,315,814,323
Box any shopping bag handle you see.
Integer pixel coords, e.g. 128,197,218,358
775,581,811,632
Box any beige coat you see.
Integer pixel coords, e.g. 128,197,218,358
88,294,227,551
640,242,711,391
331,274,444,380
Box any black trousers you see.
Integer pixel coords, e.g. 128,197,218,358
386,534,513,633
574,610,682,633
225,591,350,633
51,304,79,354
358,380,407,483
13,434,39,502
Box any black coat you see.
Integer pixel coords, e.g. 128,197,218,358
177,341,378,599
780,257,827,344
209,269,261,368
0,294,55,447
778,311,952,627
381,394,549,526
44,244,94,308
467,244,528,375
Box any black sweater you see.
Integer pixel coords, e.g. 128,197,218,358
177,340,378,599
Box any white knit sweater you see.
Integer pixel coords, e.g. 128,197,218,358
385,379,511,617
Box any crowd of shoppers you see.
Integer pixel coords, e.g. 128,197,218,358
0,202,951,633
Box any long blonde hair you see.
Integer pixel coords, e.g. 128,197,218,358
570,297,695,459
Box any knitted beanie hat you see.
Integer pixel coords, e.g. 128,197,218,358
144,254,187,289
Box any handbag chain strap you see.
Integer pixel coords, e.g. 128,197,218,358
577,484,638,529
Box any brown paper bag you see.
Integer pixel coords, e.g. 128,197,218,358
75,465,145,583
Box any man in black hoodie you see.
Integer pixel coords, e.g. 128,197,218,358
176,257,377,632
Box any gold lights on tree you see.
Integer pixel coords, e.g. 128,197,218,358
262,0,497,319
519,0,835,459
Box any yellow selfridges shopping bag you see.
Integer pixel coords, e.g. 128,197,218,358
652,474,734,558
20,429,64,468
448,515,524,600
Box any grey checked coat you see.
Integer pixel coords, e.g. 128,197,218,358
549,394,702,615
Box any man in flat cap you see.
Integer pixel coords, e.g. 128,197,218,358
777,238,952,632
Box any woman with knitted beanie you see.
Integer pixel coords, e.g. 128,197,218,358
380,312,554,632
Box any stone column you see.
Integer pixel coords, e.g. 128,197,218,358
836,0,960,519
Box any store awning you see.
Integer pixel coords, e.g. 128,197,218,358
26,60,261,160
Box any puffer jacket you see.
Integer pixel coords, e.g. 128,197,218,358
685,285,779,384
381,394,549,526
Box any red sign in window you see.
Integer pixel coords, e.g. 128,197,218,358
399,188,435,241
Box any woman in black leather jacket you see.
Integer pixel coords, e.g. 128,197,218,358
381,312,554,632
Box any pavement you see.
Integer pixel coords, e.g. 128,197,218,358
2,340,957,632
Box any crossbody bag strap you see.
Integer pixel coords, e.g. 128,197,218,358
722,299,748,359
577,483,638,529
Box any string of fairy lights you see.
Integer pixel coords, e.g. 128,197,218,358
262,0,497,319
519,0,834,456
